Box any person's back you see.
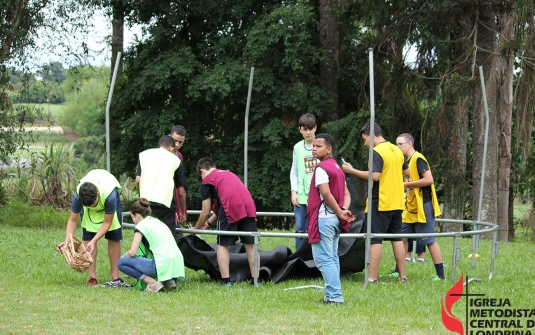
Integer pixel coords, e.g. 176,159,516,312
201,169,256,223
372,141,405,211
136,216,184,281
136,135,181,234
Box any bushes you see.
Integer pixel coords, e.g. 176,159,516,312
0,200,70,229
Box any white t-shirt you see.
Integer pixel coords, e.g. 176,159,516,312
315,167,337,218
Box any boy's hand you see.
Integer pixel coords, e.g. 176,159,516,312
291,191,300,207
339,209,355,222
341,162,353,173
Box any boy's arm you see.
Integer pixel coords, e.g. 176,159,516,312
318,183,354,222
290,151,300,206
343,184,351,209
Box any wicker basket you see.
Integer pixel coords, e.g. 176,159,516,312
59,233,93,272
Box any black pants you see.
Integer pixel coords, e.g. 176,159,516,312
150,203,176,234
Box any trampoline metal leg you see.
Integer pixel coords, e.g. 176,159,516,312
451,234,461,284
253,233,260,287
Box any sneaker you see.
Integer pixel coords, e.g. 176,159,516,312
387,271,399,278
146,281,164,293
432,275,445,281
219,281,233,287
87,277,98,286
162,279,177,291
367,279,378,284
398,277,408,283
102,277,132,288
320,299,343,305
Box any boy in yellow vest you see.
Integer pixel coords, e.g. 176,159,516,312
58,169,128,287
395,133,445,280
135,135,183,236
290,113,319,249
342,123,409,283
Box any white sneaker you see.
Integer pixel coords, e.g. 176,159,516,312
146,281,164,293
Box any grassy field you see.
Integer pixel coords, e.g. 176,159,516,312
14,103,67,121
1,223,534,335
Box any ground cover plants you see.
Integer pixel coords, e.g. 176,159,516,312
1,223,533,335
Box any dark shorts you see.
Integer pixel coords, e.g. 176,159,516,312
150,203,176,234
216,217,257,246
82,227,123,241
364,202,402,244
402,201,437,245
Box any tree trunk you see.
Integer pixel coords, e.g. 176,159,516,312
508,181,515,240
439,8,473,232
471,3,498,228
496,12,516,241
110,0,124,82
319,0,339,122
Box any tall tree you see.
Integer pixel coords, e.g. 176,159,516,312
496,10,516,241
319,0,339,122
471,2,498,228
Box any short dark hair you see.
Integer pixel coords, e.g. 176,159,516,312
398,133,414,144
170,125,186,136
298,113,316,129
315,133,335,149
130,198,152,217
196,157,216,181
158,135,175,149
359,122,382,137
79,182,98,206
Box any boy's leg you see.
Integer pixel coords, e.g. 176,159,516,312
294,205,307,249
83,228,98,280
392,241,406,279
311,216,343,302
216,245,231,278
368,243,382,281
108,240,121,280
244,244,259,278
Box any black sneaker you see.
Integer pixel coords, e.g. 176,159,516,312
102,277,131,288
320,299,343,305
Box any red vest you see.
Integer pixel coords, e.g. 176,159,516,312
202,170,257,223
306,157,349,243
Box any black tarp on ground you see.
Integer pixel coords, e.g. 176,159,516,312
177,175,367,283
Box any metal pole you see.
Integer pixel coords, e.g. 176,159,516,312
253,233,260,286
364,48,376,288
244,67,254,187
451,235,459,283
489,230,497,280
105,51,122,172
472,66,490,268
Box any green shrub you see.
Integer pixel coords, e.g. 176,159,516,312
0,200,70,228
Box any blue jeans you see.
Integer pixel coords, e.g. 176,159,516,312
311,215,343,303
294,205,308,249
117,257,157,281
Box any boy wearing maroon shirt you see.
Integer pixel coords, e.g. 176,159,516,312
193,158,259,286
307,133,354,304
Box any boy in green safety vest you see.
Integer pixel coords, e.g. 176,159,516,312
290,113,319,250
57,169,129,288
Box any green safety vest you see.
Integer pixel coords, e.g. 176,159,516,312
139,148,180,208
133,217,185,290
77,169,122,232
294,140,318,204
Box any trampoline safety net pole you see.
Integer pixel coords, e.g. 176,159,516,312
363,48,376,288
244,67,254,188
472,65,490,269
105,51,122,173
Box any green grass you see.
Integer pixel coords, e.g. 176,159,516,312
0,223,533,334
14,103,67,121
